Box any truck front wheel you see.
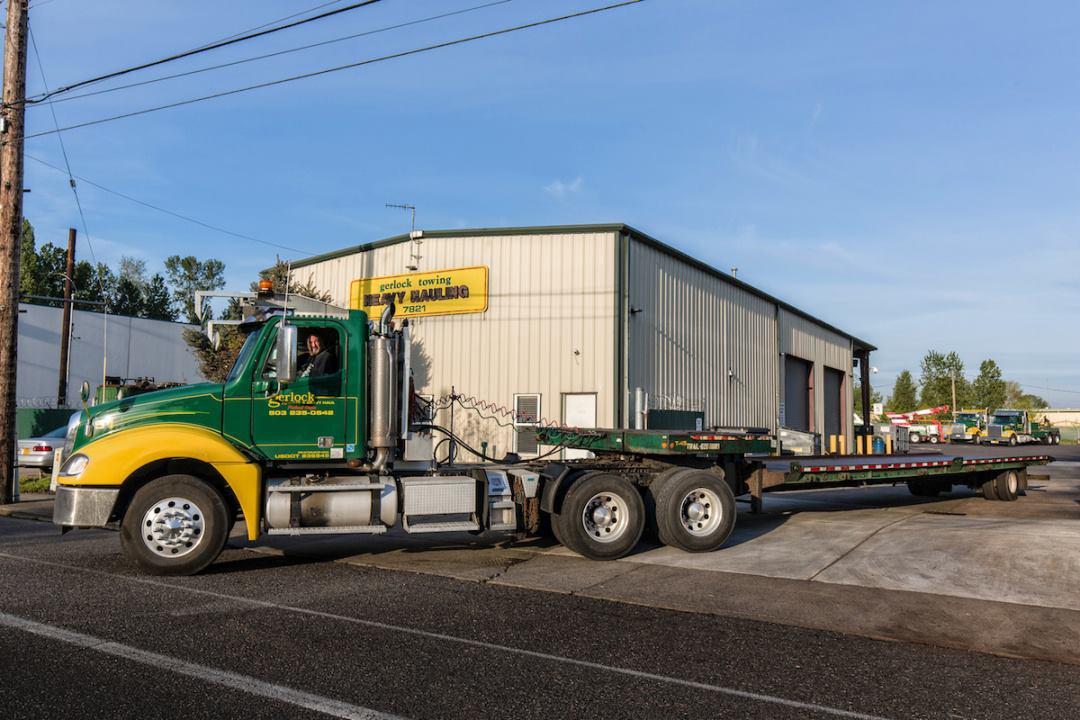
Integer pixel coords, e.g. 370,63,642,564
554,473,644,560
1008,435,1018,447
120,475,230,576
649,470,736,552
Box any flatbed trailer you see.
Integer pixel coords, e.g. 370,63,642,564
536,427,1051,520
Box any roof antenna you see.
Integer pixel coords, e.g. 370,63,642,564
282,260,291,317
386,202,421,271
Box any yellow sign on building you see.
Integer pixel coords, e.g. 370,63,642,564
350,266,489,319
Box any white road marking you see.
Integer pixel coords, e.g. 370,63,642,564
0,551,890,720
0,611,403,720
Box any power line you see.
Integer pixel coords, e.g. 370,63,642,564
1020,383,1080,396
27,23,100,272
20,0,647,141
31,0,517,109
20,0,387,105
194,0,350,50
25,153,315,256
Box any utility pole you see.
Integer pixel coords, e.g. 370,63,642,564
0,0,29,503
951,372,957,421
57,228,76,407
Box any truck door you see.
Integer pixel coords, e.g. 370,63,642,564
251,321,348,461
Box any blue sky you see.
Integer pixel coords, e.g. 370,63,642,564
18,0,1080,405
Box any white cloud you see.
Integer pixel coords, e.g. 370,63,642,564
543,176,584,200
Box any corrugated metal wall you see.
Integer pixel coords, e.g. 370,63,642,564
297,232,618,457
778,308,854,444
17,303,203,408
626,239,779,431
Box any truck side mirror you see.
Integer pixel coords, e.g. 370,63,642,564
277,322,298,384
79,380,90,407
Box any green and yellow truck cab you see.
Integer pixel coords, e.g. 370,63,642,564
948,409,987,444
985,409,1061,446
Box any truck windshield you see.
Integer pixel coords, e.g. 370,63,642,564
992,413,1019,424
226,330,261,384
956,414,979,425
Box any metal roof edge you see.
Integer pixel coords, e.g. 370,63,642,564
288,222,876,351
616,224,876,352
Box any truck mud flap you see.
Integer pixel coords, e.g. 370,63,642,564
539,463,575,515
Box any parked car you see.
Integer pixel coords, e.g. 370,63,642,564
17,425,66,469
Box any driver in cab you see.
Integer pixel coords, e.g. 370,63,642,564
298,331,338,378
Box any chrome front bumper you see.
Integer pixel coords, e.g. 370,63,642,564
53,486,120,527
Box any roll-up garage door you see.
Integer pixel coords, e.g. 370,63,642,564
784,356,812,432
823,367,844,440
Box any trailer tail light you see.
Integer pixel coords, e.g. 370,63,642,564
33,444,52,452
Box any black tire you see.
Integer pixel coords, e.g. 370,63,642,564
994,470,1019,502
981,475,999,501
907,479,941,497
650,469,736,552
910,433,922,444
120,474,230,576
554,472,644,560
1008,435,1018,447
929,435,940,444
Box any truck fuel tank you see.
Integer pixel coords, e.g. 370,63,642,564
265,477,397,530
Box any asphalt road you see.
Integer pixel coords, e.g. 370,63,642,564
1,517,1078,720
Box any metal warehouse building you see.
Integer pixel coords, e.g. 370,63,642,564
291,224,875,458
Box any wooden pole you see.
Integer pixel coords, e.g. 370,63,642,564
57,228,76,407
0,0,29,503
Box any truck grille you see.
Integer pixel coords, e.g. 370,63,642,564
988,425,1003,439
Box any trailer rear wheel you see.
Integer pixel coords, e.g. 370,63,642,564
980,475,999,500
995,470,1019,501
649,469,736,553
119,475,230,576
555,473,644,560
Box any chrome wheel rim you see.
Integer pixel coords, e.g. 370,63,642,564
141,496,205,558
680,487,721,536
581,491,629,543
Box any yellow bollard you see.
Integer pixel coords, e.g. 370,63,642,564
839,435,846,455
829,435,837,454
857,435,865,455
886,434,893,454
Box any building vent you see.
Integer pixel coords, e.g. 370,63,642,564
514,393,541,456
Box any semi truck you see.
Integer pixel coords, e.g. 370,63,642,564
52,289,1053,575
985,409,1061,446
948,409,988,444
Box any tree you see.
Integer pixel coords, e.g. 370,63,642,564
165,255,225,324
183,259,333,382
142,273,176,321
970,359,1007,412
111,276,144,316
1003,381,1048,411
119,256,149,292
919,350,969,410
851,381,883,418
19,220,68,305
258,257,332,301
72,261,117,310
886,370,918,413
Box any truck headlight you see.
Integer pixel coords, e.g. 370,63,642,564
59,453,89,477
